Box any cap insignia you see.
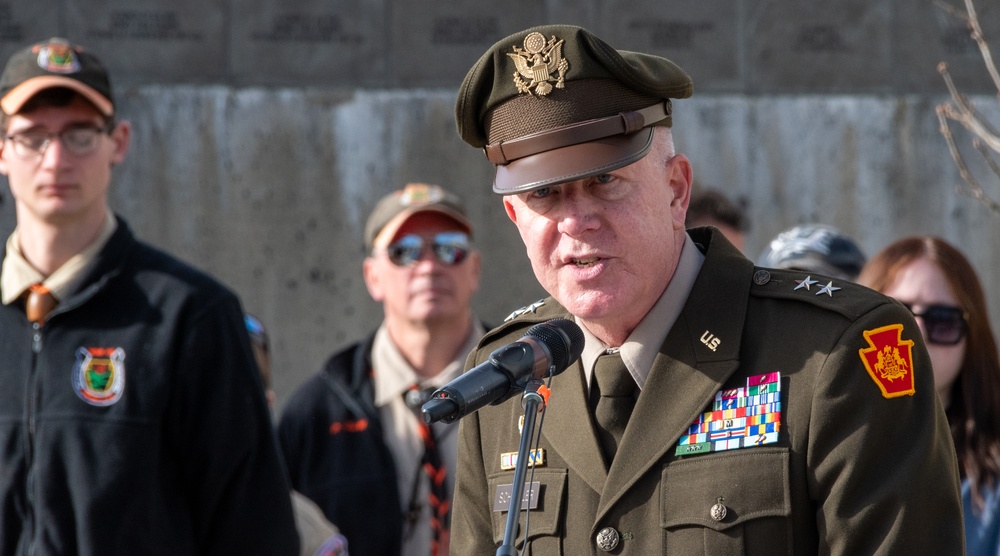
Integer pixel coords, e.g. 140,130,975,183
859,324,915,399
34,42,81,74
508,32,568,96
399,183,443,207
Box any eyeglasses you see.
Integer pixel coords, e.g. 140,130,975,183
902,303,968,345
3,123,111,159
384,232,470,267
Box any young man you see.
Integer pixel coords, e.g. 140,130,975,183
279,183,484,556
449,25,964,555
0,38,298,553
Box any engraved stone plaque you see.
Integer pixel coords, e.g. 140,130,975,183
594,1,741,92
748,0,892,93
63,0,226,85
388,0,593,88
233,0,387,87
894,1,1000,94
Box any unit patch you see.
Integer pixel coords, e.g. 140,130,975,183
859,324,915,399
72,347,125,406
675,372,781,456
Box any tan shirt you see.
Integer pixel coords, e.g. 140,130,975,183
1,211,117,305
580,233,705,391
371,317,486,556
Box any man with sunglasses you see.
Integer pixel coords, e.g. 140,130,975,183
448,25,964,555
0,39,299,553
279,183,485,556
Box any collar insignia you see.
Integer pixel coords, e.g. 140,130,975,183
676,372,781,456
816,281,841,297
73,347,125,406
504,299,545,322
508,32,568,96
859,324,915,398
794,276,818,291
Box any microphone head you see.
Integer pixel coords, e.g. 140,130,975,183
525,318,585,372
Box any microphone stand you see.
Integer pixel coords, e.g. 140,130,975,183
497,378,549,556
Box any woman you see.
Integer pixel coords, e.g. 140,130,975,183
859,236,1000,555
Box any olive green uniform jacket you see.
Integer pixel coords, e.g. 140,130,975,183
451,228,963,555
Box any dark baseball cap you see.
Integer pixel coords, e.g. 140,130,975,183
456,24,693,194
364,183,472,251
0,38,113,117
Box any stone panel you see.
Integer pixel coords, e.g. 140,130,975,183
0,1,66,66
594,1,742,92
232,0,387,87
63,0,226,85
387,0,595,88
747,0,892,93
895,0,1000,94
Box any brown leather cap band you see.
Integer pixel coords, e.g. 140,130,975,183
483,100,670,165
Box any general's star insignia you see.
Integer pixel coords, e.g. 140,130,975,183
504,300,546,322
816,282,841,297
794,276,818,291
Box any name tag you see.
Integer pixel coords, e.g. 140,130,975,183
492,481,541,512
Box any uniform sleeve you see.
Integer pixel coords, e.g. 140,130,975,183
808,302,964,554
168,293,300,554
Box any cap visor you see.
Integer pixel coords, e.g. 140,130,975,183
1,76,113,116
492,128,655,195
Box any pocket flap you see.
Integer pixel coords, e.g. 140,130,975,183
662,447,790,531
488,468,567,545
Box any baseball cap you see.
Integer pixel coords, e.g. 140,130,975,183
0,38,113,117
759,224,867,281
364,183,472,251
456,24,693,194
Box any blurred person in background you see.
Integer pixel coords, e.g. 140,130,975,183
685,187,749,253
759,223,866,281
245,313,349,556
279,183,485,556
858,236,1000,555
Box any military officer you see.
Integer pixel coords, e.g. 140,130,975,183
448,24,964,555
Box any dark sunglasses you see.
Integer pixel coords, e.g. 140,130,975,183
385,232,470,267
902,303,968,345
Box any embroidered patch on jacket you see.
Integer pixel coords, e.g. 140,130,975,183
508,32,569,96
675,372,781,456
72,347,125,406
859,324,915,398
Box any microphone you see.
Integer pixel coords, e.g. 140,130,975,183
421,318,584,424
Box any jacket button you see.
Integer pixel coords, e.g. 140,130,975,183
595,526,620,551
710,498,728,522
753,269,771,285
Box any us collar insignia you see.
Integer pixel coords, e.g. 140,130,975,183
859,324,915,398
676,372,781,456
35,41,81,74
508,32,569,96
504,299,545,322
72,347,126,406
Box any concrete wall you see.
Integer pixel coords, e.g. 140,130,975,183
1,0,999,408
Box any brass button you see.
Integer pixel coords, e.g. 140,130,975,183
710,497,728,522
595,526,620,551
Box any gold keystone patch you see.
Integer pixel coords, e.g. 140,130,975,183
859,324,915,399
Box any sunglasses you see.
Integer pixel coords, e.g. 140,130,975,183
385,232,470,267
902,303,968,345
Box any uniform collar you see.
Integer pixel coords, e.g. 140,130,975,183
1,209,117,305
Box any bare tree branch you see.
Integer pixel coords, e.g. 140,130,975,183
935,0,1000,214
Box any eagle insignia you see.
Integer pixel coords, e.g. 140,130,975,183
508,32,569,96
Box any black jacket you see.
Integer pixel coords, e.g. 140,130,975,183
278,333,403,556
0,217,299,555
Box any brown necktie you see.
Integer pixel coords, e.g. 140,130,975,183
25,283,58,325
591,351,637,464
